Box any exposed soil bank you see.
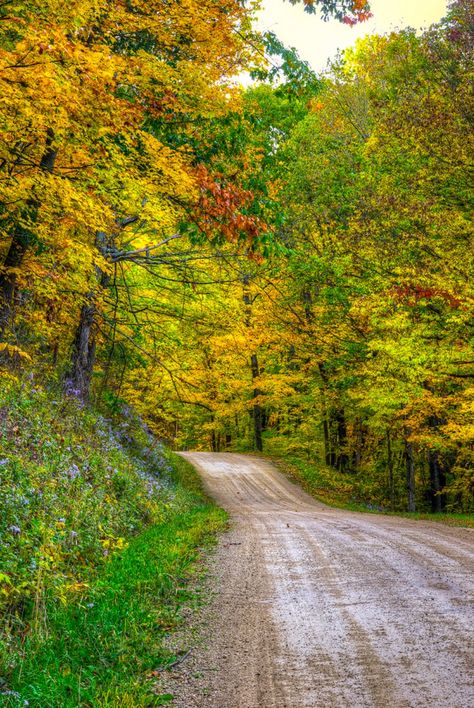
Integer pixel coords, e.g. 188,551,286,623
166,452,474,708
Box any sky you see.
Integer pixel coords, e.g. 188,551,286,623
253,0,449,72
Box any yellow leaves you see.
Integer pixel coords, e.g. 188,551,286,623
0,0,260,355
0,370,20,386
134,131,197,204
100,536,128,552
309,99,324,112
441,388,474,446
64,581,89,593
39,542,63,566
1,267,22,276
0,573,12,598
56,580,90,606
0,342,32,361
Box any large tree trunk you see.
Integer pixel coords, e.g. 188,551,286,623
251,352,263,452
318,363,333,466
66,300,97,400
0,227,30,331
242,273,264,452
387,429,395,510
322,414,331,465
0,130,57,332
426,414,447,513
65,233,110,400
429,450,446,513
335,408,349,472
211,424,218,452
404,434,416,512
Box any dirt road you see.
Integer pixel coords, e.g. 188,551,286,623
169,453,474,708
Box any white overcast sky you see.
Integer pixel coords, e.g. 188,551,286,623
252,0,449,72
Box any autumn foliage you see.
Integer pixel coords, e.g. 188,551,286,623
111,3,473,515
1,0,472,533
0,0,473,701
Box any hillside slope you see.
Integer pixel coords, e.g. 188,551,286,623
0,376,226,706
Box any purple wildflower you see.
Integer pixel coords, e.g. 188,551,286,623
66,463,80,480
64,380,82,398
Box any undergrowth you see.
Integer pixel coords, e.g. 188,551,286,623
273,456,474,528
0,375,227,706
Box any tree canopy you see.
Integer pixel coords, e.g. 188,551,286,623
1,0,472,513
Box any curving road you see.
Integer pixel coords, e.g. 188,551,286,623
171,452,474,708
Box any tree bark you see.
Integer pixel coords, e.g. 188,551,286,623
322,415,331,465
0,129,57,332
242,272,264,452
211,426,218,452
65,232,109,400
404,433,416,512
387,429,395,510
251,353,263,452
66,300,97,400
428,450,446,513
426,414,446,513
318,363,333,466
335,408,349,472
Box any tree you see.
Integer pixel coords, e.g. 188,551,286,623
152,6,472,513
0,0,262,392
287,0,372,24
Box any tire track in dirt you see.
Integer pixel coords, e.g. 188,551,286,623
165,453,474,708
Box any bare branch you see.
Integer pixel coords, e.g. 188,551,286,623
107,233,183,263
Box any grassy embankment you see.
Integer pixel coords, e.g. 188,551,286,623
0,376,227,706
271,456,474,528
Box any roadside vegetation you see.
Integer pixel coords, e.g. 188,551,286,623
1,0,473,702
0,375,227,706
272,455,474,528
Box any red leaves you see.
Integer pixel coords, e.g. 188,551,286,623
393,285,462,309
342,1,373,25
299,0,371,22
342,10,372,26
192,164,266,244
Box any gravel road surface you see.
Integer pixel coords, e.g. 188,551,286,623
166,452,474,708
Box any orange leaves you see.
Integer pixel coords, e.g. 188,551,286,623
351,0,372,21
0,0,265,347
192,164,267,245
346,0,373,24
309,99,325,112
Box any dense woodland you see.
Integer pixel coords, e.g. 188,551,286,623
0,0,473,703
1,0,473,515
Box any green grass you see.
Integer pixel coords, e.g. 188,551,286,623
0,375,184,627
271,456,474,528
0,375,228,707
3,454,227,707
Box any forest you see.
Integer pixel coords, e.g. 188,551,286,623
0,0,473,703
